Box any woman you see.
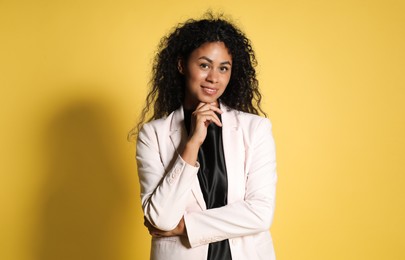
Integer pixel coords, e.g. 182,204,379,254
134,14,277,260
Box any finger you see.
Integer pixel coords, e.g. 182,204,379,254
209,100,219,107
197,113,222,127
152,231,169,237
210,115,223,127
194,103,211,113
208,105,223,114
195,103,223,114
193,108,222,119
151,232,161,237
196,102,206,110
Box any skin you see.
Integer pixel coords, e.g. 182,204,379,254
181,41,232,110
146,41,233,238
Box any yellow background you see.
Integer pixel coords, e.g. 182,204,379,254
1,0,404,259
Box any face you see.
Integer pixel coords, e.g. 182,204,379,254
180,41,232,109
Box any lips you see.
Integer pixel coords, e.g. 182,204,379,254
201,86,218,95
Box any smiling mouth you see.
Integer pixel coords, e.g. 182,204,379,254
201,86,218,95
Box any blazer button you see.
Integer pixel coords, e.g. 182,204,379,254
168,174,175,184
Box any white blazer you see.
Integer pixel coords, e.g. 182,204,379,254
136,103,277,260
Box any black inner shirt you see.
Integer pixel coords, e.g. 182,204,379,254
184,108,232,260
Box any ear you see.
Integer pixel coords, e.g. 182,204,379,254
177,58,184,74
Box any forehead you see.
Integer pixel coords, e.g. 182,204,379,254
189,42,232,61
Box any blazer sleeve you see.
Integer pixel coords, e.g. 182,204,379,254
136,123,200,231
184,118,277,247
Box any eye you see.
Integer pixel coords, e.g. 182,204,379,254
199,63,209,69
219,66,230,73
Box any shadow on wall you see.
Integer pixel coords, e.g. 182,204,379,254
36,99,132,260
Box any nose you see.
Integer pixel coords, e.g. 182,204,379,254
206,69,218,83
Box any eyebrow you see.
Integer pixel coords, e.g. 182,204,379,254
198,56,232,66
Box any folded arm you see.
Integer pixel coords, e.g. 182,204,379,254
184,118,277,247
136,123,199,231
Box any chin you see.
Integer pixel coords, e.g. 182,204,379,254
198,95,220,104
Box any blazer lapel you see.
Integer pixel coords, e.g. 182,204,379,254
169,107,187,152
168,104,246,209
221,104,246,204
169,106,207,210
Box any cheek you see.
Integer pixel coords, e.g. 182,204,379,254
222,75,231,87
189,65,205,77
187,71,204,84
197,70,209,80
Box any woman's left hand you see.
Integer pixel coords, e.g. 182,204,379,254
144,216,186,237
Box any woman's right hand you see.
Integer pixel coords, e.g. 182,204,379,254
180,102,222,166
188,102,223,146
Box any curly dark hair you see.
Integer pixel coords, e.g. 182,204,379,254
129,13,266,139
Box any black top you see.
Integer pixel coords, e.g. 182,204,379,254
184,109,232,260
